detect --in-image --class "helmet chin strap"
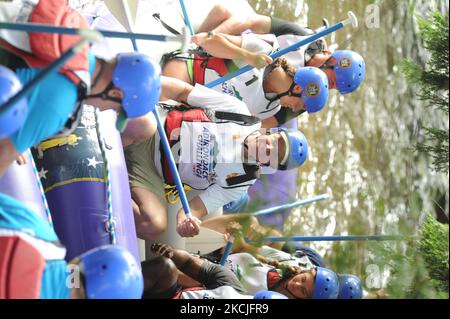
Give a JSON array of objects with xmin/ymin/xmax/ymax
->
[
  {"xmin": 86, "ymin": 81, "xmax": 122, "ymax": 104},
  {"xmin": 276, "ymin": 81, "xmax": 303, "ymax": 100},
  {"xmin": 87, "ymin": 58, "xmax": 122, "ymax": 104}
]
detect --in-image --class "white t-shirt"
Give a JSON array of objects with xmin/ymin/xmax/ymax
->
[
  {"xmin": 180, "ymin": 285, "xmax": 253, "ymax": 299},
  {"xmin": 153, "ymin": 84, "xmax": 261, "ymax": 214},
  {"xmin": 224, "ymin": 247, "xmax": 315, "ymax": 295},
  {"xmin": 276, "ymin": 34, "xmax": 326, "ymax": 69},
  {"xmin": 203, "ymin": 33, "xmax": 282, "ymax": 120}
]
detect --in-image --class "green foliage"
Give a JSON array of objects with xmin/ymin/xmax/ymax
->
[
  {"xmin": 401, "ymin": 12, "xmax": 449, "ymax": 173},
  {"xmin": 419, "ymin": 214, "xmax": 449, "ymax": 292}
]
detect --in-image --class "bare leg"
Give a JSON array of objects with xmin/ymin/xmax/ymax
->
[
  {"xmin": 0, "ymin": 138, "xmax": 19, "ymax": 177},
  {"xmin": 131, "ymin": 187, "xmax": 168, "ymax": 240},
  {"xmin": 121, "ymin": 114, "xmax": 157, "ymax": 147},
  {"xmin": 161, "ymin": 60, "xmax": 192, "ymax": 85},
  {"xmin": 197, "ymin": 4, "xmax": 271, "ymax": 35}
]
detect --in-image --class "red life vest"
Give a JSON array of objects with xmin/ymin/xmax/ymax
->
[
  {"xmin": 0, "ymin": 0, "xmax": 90, "ymax": 86},
  {"xmin": 192, "ymin": 54, "xmax": 231, "ymax": 86},
  {"xmin": 162, "ymin": 107, "xmax": 212, "ymax": 185},
  {"xmin": 0, "ymin": 235, "xmax": 46, "ymax": 299}
]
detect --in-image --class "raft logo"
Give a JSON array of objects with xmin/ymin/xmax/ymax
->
[
  {"xmin": 192, "ymin": 127, "xmax": 216, "ymax": 180},
  {"xmin": 339, "ymin": 57, "xmax": 352, "ymax": 69},
  {"xmin": 306, "ymin": 83, "xmax": 320, "ymax": 97}
]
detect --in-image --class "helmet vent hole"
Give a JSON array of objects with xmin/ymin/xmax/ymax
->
[
  {"xmin": 326, "ymin": 278, "xmax": 330, "ymax": 281},
  {"xmin": 325, "ymin": 288, "xmax": 328, "ymax": 291},
  {"xmin": 102, "ymin": 264, "xmax": 108, "ymax": 270}
]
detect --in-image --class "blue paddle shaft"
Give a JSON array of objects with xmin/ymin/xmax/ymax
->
[
  {"xmin": 0, "ymin": 22, "xmax": 178, "ymax": 42},
  {"xmin": 220, "ymin": 240, "xmax": 234, "ymax": 266},
  {"xmin": 179, "ymin": 0, "xmax": 195, "ymax": 36},
  {"xmin": 205, "ymin": 21, "xmax": 345, "ymax": 88},
  {"xmin": 261, "ymin": 235, "xmax": 407, "ymax": 242},
  {"xmin": 153, "ymin": 110, "xmax": 192, "ymax": 217},
  {"xmin": 127, "ymin": 29, "xmax": 192, "ymax": 218},
  {"xmin": 252, "ymin": 194, "xmax": 329, "ymax": 216}
]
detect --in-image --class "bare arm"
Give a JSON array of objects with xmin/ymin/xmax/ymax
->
[
  {"xmin": 151, "ymin": 243, "xmax": 205, "ymax": 281},
  {"xmin": 176, "ymin": 196, "xmax": 207, "ymax": 237},
  {"xmin": 160, "ymin": 75, "xmax": 193, "ymax": 102},
  {"xmin": 192, "ymin": 33, "xmax": 272, "ymax": 68},
  {"xmin": 120, "ymin": 114, "xmax": 157, "ymax": 147}
]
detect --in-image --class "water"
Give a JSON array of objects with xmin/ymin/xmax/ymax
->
[{"xmin": 249, "ymin": 0, "xmax": 449, "ymax": 276}]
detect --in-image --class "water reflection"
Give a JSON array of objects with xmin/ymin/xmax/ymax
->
[{"xmin": 250, "ymin": 0, "xmax": 449, "ymax": 274}]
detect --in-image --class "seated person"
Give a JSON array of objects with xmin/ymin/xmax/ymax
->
[
  {"xmin": 0, "ymin": 193, "xmax": 143, "ymax": 299},
  {"xmin": 121, "ymin": 77, "xmax": 309, "ymax": 240}
]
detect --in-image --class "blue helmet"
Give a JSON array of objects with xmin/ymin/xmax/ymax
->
[
  {"xmin": 0, "ymin": 65, "xmax": 28, "ymax": 139},
  {"xmin": 223, "ymin": 193, "xmax": 249, "ymax": 214},
  {"xmin": 294, "ymin": 67, "xmax": 329, "ymax": 113},
  {"xmin": 113, "ymin": 52, "xmax": 161, "ymax": 132},
  {"xmin": 254, "ymin": 290, "xmax": 288, "ymax": 299},
  {"xmin": 80, "ymin": 245, "xmax": 144, "ymax": 299},
  {"xmin": 312, "ymin": 267, "xmax": 339, "ymax": 299},
  {"xmin": 338, "ymin": 274, "xmax": 363, "ymax": 299},
  {"xmin": 278, "ymin": 129, "xmax": 309, "ymax": 170},
  {"xmin": 331, "ymin": 50, "xmax": 366, "ymax": 94}
]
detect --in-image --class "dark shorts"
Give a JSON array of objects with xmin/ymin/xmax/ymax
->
[{"xmin": 270, "ymin": 17, "xmax": 313, "ymax": 37}]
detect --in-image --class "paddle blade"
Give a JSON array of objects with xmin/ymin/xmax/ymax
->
[
  {"xmin": 104, "ymin": 0, "xmax": 139, "ymax": 32},
  {"xmin": 185, "ymin": 227, "xmax": 228, "ymax": 255}
]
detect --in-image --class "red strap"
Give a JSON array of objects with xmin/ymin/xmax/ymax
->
[
  {"xmin": 267, "ymin": 269, "xmax": 282, "ymax": 290},
  {"xmin": 174, "ymin": 286, "xmax": 205, "ymax": 299},
  {"xmin": 192, "ymin": 54, "xmax": 229, "ymax": 85},
  {"xmin": 0, "ymin": 236, "xmax": 46, "ymax": 299},
  {"xmin": 161, "ymin": 109, "xmax": 211, "ymax": 184}
]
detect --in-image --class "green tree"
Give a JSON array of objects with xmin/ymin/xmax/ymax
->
[{"xmin": 401, "ymin": 12, "xmax": 449, "ymax": 173}]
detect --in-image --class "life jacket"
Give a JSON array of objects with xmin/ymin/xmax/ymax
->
[
  {"xmin": 0, "ymin": 0, "xmax": 91, "ymax": 136},
  {"xmin": 192, "ymin": 54, "xmax": 232, "ymax": 86},
  {"xmin": 0, "ymin": 235, "xmax": 46, "ymax": 299},
  {"xmin": 0, "ymin": 0, "xmax": 90, "ymax": 87},
  {"xmin": 160, "ymin": 104, "xmax": 261, "ymax": 189}
]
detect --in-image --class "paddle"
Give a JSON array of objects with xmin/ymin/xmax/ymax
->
[
  {"xmin": 0, "ymin": 21, "xmax": 187, "ymax": 44},
  {"xmin": 0, "ymin": 29, "xmax": 101, "ymax": 117},
  {"xmin": 205, "ymin": 11, "xmax": 358, "ymax": 88},
  {"xmin": 178, "ymin": 0, "xmax": 195, "ymax": 36},
  {"xmin": 251, "ymin": 194, "xmax": 329, "ymax": 216},
  {"xmin": 186, "ymin": 194, "xmax": 330, "ymax": 254},
  {"xmin": 185, "ymin": 227, "xmax": 228, "ymax": 255},
  {"xmin": 259, "ymin": 235, "xmax": 410, "ymax": 242},
  {"xmin": 105, "ymin": 0, "xmax": 192, "ymax": 218}
]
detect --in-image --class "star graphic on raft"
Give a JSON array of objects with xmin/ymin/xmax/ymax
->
[
  {"xmin": 38, "ymin": 167, "xmax": 48, "ymax": 180},
  {"xmin": 86, "ymin": 156, "xmax": 103, "ymax": 169}
]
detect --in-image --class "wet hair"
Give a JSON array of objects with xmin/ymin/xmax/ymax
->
[
  {"xmin": 271, "ymin": 57, "xmax": 296, "ymax": 79},
  {"xmin": 255, "ymin": 254, "xmax": 315, "ymax": 280}
]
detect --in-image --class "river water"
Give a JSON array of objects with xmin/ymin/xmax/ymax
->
[{"xmin": 247, "ymin": 0, "xmax": 449, "ymax": 276}]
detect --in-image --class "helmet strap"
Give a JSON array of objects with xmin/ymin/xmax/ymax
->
[
  {"xmin": 86, "ymin": 81, "xmax": 122, "ymax": 104},
  {"xmin": 276, "ymin": 81, "xmax": 303, "ymax": 100},
  {"xmin": 91, "ymin": 59, "xmax": 107, "ymax": 88},
  {"xmin": 319, "ymin": 57, "xmax": 335, "ymax": 70}
]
